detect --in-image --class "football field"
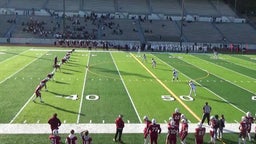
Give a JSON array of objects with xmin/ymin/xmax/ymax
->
[{"xmin": 0, "ymin": 46, "xmax": 256, "ymax": 142}]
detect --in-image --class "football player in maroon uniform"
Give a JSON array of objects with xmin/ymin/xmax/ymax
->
[
  {"xmin": 179, "ymin": 119, "xmax": 188, "ymax": 144},
  {"xmin": 65, "ymin": 129, "xmax": 77, "ymax": 144},
  {"xmin": 166, "ymin": 120, "xmax": 178, "ymax": 144},
  {"xmin": 239, "ymin": 116, "xmax": 247, "ymax": 144},
  {"xmin": 172, "ymin": 108, "xmax": 182, "ymax": 131},
  {"xmin": 245, "ymin": 112, "xmax": 254, "ymax": 141},
  {"xmin": 49, "ymin": 129, "xmax": 61, "ymax": 144},
  {"xmin": 143, "ymin": 116, "xmax": 151, "ymax": 144},
  {"xmin": 148, "ymin": 119, "xmax": 161, "ymax": 144},
  {"xmin": 32, "ymin": 84, "xmax": 43, "ymax": 103},
  {"xmin": 81, "ymin": 130, "xmax": 92, "ymax": 144},
  {"xmin": 195, "ymin": 123, "xmax": 206, "ymax": 144}
]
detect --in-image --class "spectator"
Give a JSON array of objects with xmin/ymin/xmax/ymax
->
[
  {"xmin": 49, "ymin": 129, "xmax": 61, "ymax": 144},
  {"xmin": 80, "ymin": 130, "xmax": 92, "ymax": 144},
  {"xmin": 113, "ymin": 114, "xmax": 124, "ymax": 143},
  {"xmin": 65, "ymin": 129, "xmax": 77, "ymax": 144},
  {"xmin": 48, "ymin": 113, "xmax": 62, "ymax": 133},
  {"xmin": 201, "ymin": 102, "xmax": 211, "ymax": 125}
]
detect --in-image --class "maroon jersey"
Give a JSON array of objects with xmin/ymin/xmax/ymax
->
[
  {"xmin": 49, "ymin": 134, "xmax": 61, "ymax": 144},
  {"xmin": 81, "ymin": 135, "xmax": 92, "ymax": 144},
  {"xmin": 48, "ymin": 116, "xmax": 61, "ymax": 131},
  {"xmin": 144, "ymin": 120, "xmax": 151, "ymax": 138},
  {"xmin": 115, "ymin": 117, "xmax": 124, "ymax": 129},
  {"xmin": 172, "ymin": 112, "xmax": 181, "ymax": 127},
  {"xmin": 34, "ymin": 85, "xmax": 42, "ymax": 97},
  {"xmin": 148, "ymin": 123, "xmax": 161, "ymax": 144},
  {"xmin": 210, "ymin": 118, "xmax": 217, "ymax": 137},
  {"xmin": 195, "ymin": 127, "xmax": 205, "ymax": 144},
  {"xmin": 179, "ymin": 122, "xmax": 188, "ymax": 141},
  {"xmin": 239, "ymin": 121, "xmax": 247, "ymax": 138},
  {"xmin": 246, "ymin": 116, "xmax": 254, "ymax": 132},
  {"xmin": 66, "ymin": 135, "xmax": 77, "ymax": 144},
  {"xmin": 167, "ymin": 125, "xmax": 178, "ymax": 144}
]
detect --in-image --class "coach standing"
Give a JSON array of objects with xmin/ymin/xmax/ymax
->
[
  {"xmin": 113, "ymin": 114, "xmax": 124, "ymax": 143},
  {"xmin": 201, "ymin": 102, "xmax": 211, "ymax": 125},
  {"xmin": 48, "ymin": 113, "xmax": 62, "ymax": 133}
]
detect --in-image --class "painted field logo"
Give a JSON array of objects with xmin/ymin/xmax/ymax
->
[
  {"xmin": 85, "ymin": 94, "xmax": 100, "ymax": 101},
  {"xmin": 179, "ymin": 95, "xmax": 194, "ymax": 101},
  {"xmin": 56, "ymin": 94, "xmax": 78, "ymax": 100},
  {"xmin": 161, "ymin": 95, "xmax": 175, "ymax": 101}
]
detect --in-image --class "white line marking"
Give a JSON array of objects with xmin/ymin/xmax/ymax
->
[
  {"xmin": 0, "ymin": 49, "xmax": 29, "ymax": 65},
  {"xmin": 110, "ymin": 52, "xmax": 142, "ymax": 123},
  {"xmin": 0, "ymin": 53, "xmax": 44, "ymax": 84},
  {"xmin": 176, "ymin": 57, "xmax": 247, "ymax": 114},
  {"xmin": 77, "ymin": 52, "xmax": 90, "ymax": 123}
]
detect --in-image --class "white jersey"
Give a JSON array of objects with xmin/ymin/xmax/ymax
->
[{"xmin": 189, "ymin": 81, "xmax": 196, "ymax": 89}]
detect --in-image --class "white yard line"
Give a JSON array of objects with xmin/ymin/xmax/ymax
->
[
  {"xmin": 110, "ymin": 52, "xmax": 142, "ymax": 123},
  {"xmin": 9, "ymin": 53, "xmax": 46, "ymax": 123},
  {"xmin": 188, "ymin": 55, "xmax": 255, "ymax": 94},
  {"xmin": 0, "ymin": 49, "xmax": 29, "ymax": 65},
  {"xmin": 158, "ymin": 56, "xmax": 246, "ymax": 115},
  {"xmin": 0, "ymin": 53, "xmax": 44, "ymax": 85},
  {"xmin": 77, "ymin": 52, "xmax": 90, "ymax": 123}
]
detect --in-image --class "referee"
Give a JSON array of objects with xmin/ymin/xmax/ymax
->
[{"xmin": 201, "ymin": 102, "xmax": 211, "ymax": 125}]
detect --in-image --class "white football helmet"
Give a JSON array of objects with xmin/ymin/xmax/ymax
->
[
  {"xmin": 241, "ymin": 116, "xmax": 246, "ymax": 121},
  {"xmin": 210, "ymin": 116, "xmax": 215, "ymax": 120},
  {"xmin": 198, "ymin": 123, "xmax": 202, "ymax": 128},
  {"xmin": 152, "ymin": 119, "xmax": 156, "ymax": 124},
  {"xmin": 169, "ymin": 117, "xmax": 173, "ymax": 121},
  {"xmin": 175, "ymin": 108, "xmax": 179, "ymax": 113},
  {"xmin": 246, "ymin": 112, "xmax": 251, "ymax": 117},
  {"xmin": 143, "ymin": 116, "xmax": 148, "ymax": 121},
  {"xmin": 181, "ymin": 114, "xmax": 185, "ymax": 119},
  {"xmin": 181, "ymin": 118, "xmax": 187, "ymax": 123}
]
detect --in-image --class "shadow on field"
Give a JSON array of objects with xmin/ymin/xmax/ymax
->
[
  {"xmin": 47, "ymin": 90, "xmax": 70, "ymax": 97},
  {"xmin": 62, "ymin": 71, "xmax": 73, "ymax": 75},
  {"xmin": 40, "ymin": 102, "xmax": 85, "ymax": 116},
  {"xmin": 61, "ymin": 67, "xmax": 82, "ymax": 73},
  {"xmin": 55, "ymin": 80, "xmax": 69, "ymax": 85}
]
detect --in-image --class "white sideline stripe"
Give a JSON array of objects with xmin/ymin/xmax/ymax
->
[
  {"xmin": 0, "ymin": 123, "xmax": 247, "ymax": 134},
  {"xmin": 77, "ymin": 52, "xmax": 90, "ymax": 123},
  {"xmin": 0, "ymin": 53, "xmax": 44, "ymax": 84},
  {"xmin": 110, "ymin": 52, "xmax": 142, "ymax": 123},
  {"xmin": 8, "ymin": 52, "xmax": 45, "ymax": 123},
  {"xmin": 0, "ymin": 49, "xmax": 29, "ymax": 65}
]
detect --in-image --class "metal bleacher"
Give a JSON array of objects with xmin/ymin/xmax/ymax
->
[
  {"xmin": 116, "ymin": 0, "xmax": 149, "ymax": 14},
  {"xmin": 84, "ymin": 0, "xmax": 115, "ymax": 13},
  {"xmin": 150, "ymin": 0, "xmax": 181, "ymax": 15},
  {"xmin": 7, "ymin": 0, "xmax": 46, "ymax": 10},
  {"xmin": 184, "ymin": 0, "xmax": 218, "ymax": 16},
  {"xmin": 46, "ymin": 0, "xmax": 80, "ymax": 12}
]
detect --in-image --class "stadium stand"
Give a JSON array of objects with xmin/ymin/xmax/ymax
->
[
  {"xmin": 182, "ymin": 21, "xmax": 223, "ymax": 43},
  {"xmin": 7, "ymin": 0, "xmax": 46, "ymax": 10},
  {"xmin": 46, "ymin": 0, "xmax": 80, "ymax": 12},
  {"xmin": 215, "ymin": 23, "xmax": 256, "ymax": 44},
  {"xmin": 0, "ymin": 0, "xmax": 256, "ymax": 49},
  {"xmin": 184, "ymin": 0, "xmax": 218, "ymax": 16},
  {"xmin": 150, "ymin": 0, "xmax": 181, "ymax": 15},
  {"xmin": 116, "ymin": 0, "xmax": 149, "ymax": 14},
  {"xmin": 83, "ymin": 0, "xmax": 115, "ymax": 13}
]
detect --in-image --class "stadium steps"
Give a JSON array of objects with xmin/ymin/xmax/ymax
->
[
  {"xmin": 0, "ymin": 123, "xmax": 244, "ymax": 134},
  {"xmin": 211, "ymin": 22, "xmax": 229, "ymax": 43}
]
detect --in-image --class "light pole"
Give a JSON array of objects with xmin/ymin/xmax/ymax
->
[
  {"xmin": 63, "ymin": 0, "xmax": 66, "ymax": 39},
  {"xmin": 180, "ymin": 0, "xmax": 185, "ymax": 51}
]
